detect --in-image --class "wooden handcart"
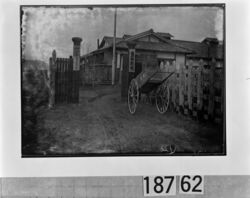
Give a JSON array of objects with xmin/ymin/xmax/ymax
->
[{"xmin": 128, "ymin": 66, "xmax": 175, "ymax": 114}]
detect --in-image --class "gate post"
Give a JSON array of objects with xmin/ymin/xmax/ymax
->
[
  {"xmin": 48, "ymin": 50, "xmax": 56, "ymax": 108},
  {"xmin": 72, "ymin": 37, "xmax": 82, "ymax": 103},
  {"xmin": 72, "ymin": 37, "xmax": 82, "ymax": 71},
  {"xmin": 121, "ymin": 41, "xmax": 136, "ymax": 99}
]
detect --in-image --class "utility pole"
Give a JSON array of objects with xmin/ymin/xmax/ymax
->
[{"xmin": 112, "ymin": 8, "xmax": 117, "ymax": 85}]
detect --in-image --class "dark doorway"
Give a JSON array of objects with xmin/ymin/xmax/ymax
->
[{"xmin": 135, "ymin": 61, "xmax": 142, "ymax": 77}]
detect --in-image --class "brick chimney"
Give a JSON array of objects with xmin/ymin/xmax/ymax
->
[
  {"xmin": 72, "ymin": 37, "xmax": 82, "ymax": 70},
  {"xmin": 202, "ymin": 37, "xmax": 219, "ymax": 59}
]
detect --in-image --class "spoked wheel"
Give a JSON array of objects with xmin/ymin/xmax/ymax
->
[
  {"xmin": 156, "ymin": 85, "xmax": 170, "ymax": 114},
  {"xmin": 128, "ymin": 80, "xmax": 139, "ymax": 114}
]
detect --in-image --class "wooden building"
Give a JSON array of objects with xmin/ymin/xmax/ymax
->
[
  {"xmin": 81, "ymin": 29, "xmax": 191, "ymax": 85},
  {"xmin": 80, "ymin": 29, "xmax": 224, "ymax": 123},
  {"xmin": 80, "ymin": 29, "xmax": 223, "ymax": 86}
]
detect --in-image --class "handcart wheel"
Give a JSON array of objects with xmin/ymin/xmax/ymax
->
[
  {"xmin": 164, "ymin": 86, "xmax": 170, "ymax": 110},
  {"xmin": 128, "ymin": 80, "xmax": 139, "ymax": 114},
  {"xmin": 156, "ymin": 86, "xmax": 170, "ymax": 114}
]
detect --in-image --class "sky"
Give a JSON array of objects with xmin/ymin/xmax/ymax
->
[{"xmin": 21, "ymin": 6, "xmax": 224, "ymax": 64}]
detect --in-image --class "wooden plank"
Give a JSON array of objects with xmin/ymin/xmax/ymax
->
[
  {"xmin": 59, "ymin": 58, "xmax": 63, "ymax": 103},
  {"xmin": 181, "ymin": 64, "xmax": 185, "ymax": 109},
  {"xmin": 70, "ymin": 57, "xmax": 73, "ymax": 103},
  {"xmin": 63, "ymin": 58, "xmax": 66, "ymax": 103},
  {"xmin": 72, "ymin": 71, "xmax": 76, "ymax": 103},
  {"xmin": 63, "ymin": 58, "xmax": 67, "ymax": 103},
  {"xmin": 61, "ymin": 59, "xmax": 64, "ymax": 103},
  {"xmin": 59, "ymin": 58, "xmax": 62, "ymax": 103},
  {"xmin": 57, "ymin": 58, "xmax": 59, "ymax": 103},
  {"xmin": 67, "ymin": 58, "xmax": 70, "ymax": 102},
  {"xmin": 197, "ymin": 60, "xmax": 203, "ymax": 111},
  {"xmin": 76, "ymin": 71, "xmax": 80, "ymax": 103},
  {"xmin": 66, "ymin": 58, "xmax": 70, "ymax": 103},
  {"xmin": 187, "ymin": 61, "xmax": 192, "ymax": 110},
  {"xmin": 55, "ymin": 59, "xmax": 58, "ymax": 104},
  {"xmin": 57, "ymin": 58, "xmax": 60, "ymax": 103},
  {"xmin": 60, "ymin": 60, "xmax": 62, "ymax": 102},
  {"xmin": 49, "ymin": 57, "xmax": 55, "ymax": 107},
  {"xmin": 208, "ymin": 59, "xmax": 216, "ymax": 118}
]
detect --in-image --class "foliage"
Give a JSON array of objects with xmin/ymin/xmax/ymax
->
[{"xmin": 22, "ymin": 59, "xmax": 49, "ymax": 153}]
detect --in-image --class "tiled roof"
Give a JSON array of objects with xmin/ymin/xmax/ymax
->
[
  {"xmin": 99, "ymin": 36, "xmax": 123, "ymax": 48},
  {"xmin": 97, "ymin": 30, "xmax": 192, "ymax": 54},
  {"xmin": 169, "ymin": 39, "xmax": 224, "ymax": 59},
  {"xmin": 122, "ymin": 34, "xmax": 132, "ymax": 39},
  {"xmin": 88, "ymin": 30, "xmax": 224, "ymax": 59},
  {"xmin": 124, "ymin": 29, "xmax": 154, "ymax": 41},
  {"xmin": 156, "ymin": 32, "xmax": 174, "ymax": 38},
  {"xmin": 115, "ymin": 40, "xmax": 192, "ymax": 53},
  {"xmin": 169, "ymin": 40, "xmax": 208, "ymax": 58}
]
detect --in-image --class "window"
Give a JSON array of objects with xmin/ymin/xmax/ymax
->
[{"xmin": 158, "ymin": 58, "xmax": 175, "ymax": 72}]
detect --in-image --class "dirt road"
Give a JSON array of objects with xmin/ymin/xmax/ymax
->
[{"xmin": 31, "ymin": 85, "xmax": 223, "ymax": 156}]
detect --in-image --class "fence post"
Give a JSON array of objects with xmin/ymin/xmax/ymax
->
[
  {"xmin": 183, "ymin": 62, "xmax": 190, "ymax": 115},
  {"xmin": 197, "ymin": 59, "xmax": 203, "ymax": 111},
  {"xmin": 72, "ymin": 37, "xmax": 82, "ymax": 103},
  {"xmin": 174, "ymin": 66, "xmax": 179, "ymax": 111},
  {"xmin": 179, "ymin": 63, "xmax": 184, "ymax": 113},
  {"xmin": 187, "ymin": 60, "xmax": 192, "ymax": 111},
  {"xmin": 190, "ymin": 64, "xmax": 199, "ymax": 118},
  {"xmin": 168, "ymin": 60, "xmax": 176, "ymax": 111},
  {"xmin": 208, "ymin": 58, "xmax": 216, "ymax": 120},
  {"xmin": 48, "ymin": 50, "xmax": 56, "ymax": 108}
]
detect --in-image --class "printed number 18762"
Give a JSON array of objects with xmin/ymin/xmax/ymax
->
[{"xmin": 143, "ymin": 175, "xmax": 204, "ymax": 196}]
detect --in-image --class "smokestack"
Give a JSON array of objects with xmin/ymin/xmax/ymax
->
[
  {"xmin": 72, "ymin": 37, "xmax": 82, "ymax": 71},
  {"xmin": 97, "ymin": 39, "xmax": 100, "ymax": 49}
]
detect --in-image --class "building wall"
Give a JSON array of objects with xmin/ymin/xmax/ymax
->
[
  {"xmin": 175, "ymin": 53, "xmax": 185, "ymax": 71},
  {"xmin": 104, "ymin": 50, "xmax": 113, "ymax": 65},
  {"xmin": 156, "ymin": 52, "xmax": 175, "ymax": 60}
]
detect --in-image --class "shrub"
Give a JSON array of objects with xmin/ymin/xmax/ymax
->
[{"xmin": 22, "ymin": 60, "xmax": 49, "ymax": 153}]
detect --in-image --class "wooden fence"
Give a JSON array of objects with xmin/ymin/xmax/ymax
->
[
  {"xmin": 81, "ymin": 63, "xmax": 112, "ymax": 86},
  {"xmin": 51, "ymin": 57, "xmax": 80, "ymax": 104},
  {"xmin": 167, "ymin": 59, "xmax": 224, "ymax": 124}
]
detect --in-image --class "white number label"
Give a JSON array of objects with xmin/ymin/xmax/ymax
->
[
  {"xmin": 143, "ymin": 176, "xmax": 176, "ymax": 196},
  {"xmin": 179, "ymin": 175, "xmax": 204, "ymax": 194}
]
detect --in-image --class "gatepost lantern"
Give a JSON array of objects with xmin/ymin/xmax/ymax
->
[
  {"xmin": 72, "ymin": 37, "xmax": 82, "ymax": 71},
  {"xmin": 48, "ymin": 49, "xmax": 57, "ymax": 108}
]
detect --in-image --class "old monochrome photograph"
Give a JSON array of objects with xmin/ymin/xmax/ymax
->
[{"xmin": 21, "ymin": 4, "xmax": 225, "ymax": 157}]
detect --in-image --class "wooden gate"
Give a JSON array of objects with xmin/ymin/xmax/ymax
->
[{"xmin": 54, "ymin": 57, "xmax": 80, "ymax": 104}]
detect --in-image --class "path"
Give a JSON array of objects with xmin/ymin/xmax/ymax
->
[{"xmin": 33, "ymin": 85, "xmax": 223, "ymax": 155}]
